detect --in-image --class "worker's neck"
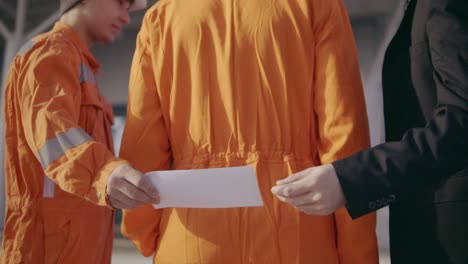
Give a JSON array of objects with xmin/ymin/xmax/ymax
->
[{"xmin": 59, "ymin": 11, "xmax": 95, "ymax": 48}]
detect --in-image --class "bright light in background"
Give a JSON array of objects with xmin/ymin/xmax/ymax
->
[{"xmin": 111, "ymin": 116, "xmax": 126, "ymax": 156}]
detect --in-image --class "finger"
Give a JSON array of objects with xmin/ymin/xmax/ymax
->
[
  {"xmin": 116, "ymin": 179, "xmax": 157, "ymax": 204},
  {"xmin": 139, "ymin": 175, "xmax": 160, "ymax": 199},
  {"xmin": 276, "ymin": 172, "xmax": 305, "ymax": 185},
  {"xmin": 126, "ymin": 171, "xmax": 160, "ymax": 199},
  {"xmin": 108, "ymin": 198, "xmax": 125, "ymax": 210},
  {"xmin": 276, "ymin": 193, "xmax": 317, "ymax": 207},
  {"xmin": 292, "ymin": 192, "xmax": 323, "ymax": 207},
  {"xmin": 271, "ymin": 180, "xmax": 312, "ymax": 198},
  {"xmin": 108, "ymin": 190, "xmax": 140, "ymax": 209}
]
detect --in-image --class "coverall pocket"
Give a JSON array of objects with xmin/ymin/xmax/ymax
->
[
  {"xmin": 43, "ymin": 215, "xmax": 72, "ymax": 264},
  {"xmin": 79, "ymin": 89, "xmax": 105, "ymax": 136},
  {"xmin": 80, "ymin": 88, "xmax": 105, "ymax": 111}
]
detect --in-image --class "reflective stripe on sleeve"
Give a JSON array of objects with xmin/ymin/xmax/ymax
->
[
  {"xmin": 79, "ymin": 63, "xmax": 97, "ymax": 86},
  {"xmin": 38, "ymin": 127, "xmax": 93, "ymax": 169},
  {"xmin": 42, "ymin": 175, "xmax": 55, "ymax": 198}
]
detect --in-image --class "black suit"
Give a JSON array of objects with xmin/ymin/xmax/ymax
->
[{"xmin": 333, "ymin": 0, "xmax": 468, "ymax": 263}]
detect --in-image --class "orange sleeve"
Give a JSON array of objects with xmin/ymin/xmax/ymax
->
[
  {"xmin": 312, "ymin": 0, "xmax": 378, "ymax": 263},
  {"xmin": 19, "ymin": 40, "xmax": 124, "ymax": 206},
  {"xmin": 119, "ymin": 11, "xmax": 171, "ymax": 257}
]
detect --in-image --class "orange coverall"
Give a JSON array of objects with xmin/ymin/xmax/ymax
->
[
  {"xmin": 1, "ymin": 22, "xmax": 125, "ymax": 263},
  {"xmin": 121, "ymin": 0, "xmax": 378, "ymax": 263}
]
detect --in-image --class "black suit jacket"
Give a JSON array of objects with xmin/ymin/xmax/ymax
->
[{"xmin": 333, "ymin": 0, "xmax": 468, "ymax": 263}]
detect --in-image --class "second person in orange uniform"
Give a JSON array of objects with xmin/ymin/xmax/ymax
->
[{"xmin": 121, "ymin": 0, "xmax": 378, "ymax": 263}]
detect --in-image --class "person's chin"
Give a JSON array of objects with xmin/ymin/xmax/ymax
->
[{"xmin": 98, "ymin": 34, "xmax": 116, "ymax": 44}]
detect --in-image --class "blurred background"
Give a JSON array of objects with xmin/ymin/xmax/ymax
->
[{"xmin": 0, "ymin": 0, "xmax": 406, "ymax": 263}]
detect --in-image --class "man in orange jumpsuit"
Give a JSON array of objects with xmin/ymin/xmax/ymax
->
[
  {"xmin": 1, "ymin": 0, "xmax": 159, "ymax": 263},
  {"xmin": 120, "ymin": 0, "xmax": 378, "ymax": 263}
]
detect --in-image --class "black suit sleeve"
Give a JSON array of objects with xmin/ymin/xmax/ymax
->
[{"xmin": 333, "ymin": 0, "xmax": 468, "ymax": 219}]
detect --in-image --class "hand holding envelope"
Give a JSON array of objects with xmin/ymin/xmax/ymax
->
[{"xmin": 145, "ymin": 166, "xmax": 264, "ymax": 209}]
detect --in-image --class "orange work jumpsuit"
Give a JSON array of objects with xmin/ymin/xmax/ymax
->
[
  {"xmin": 121, "ymin": 0, "xmax": 378, "ymax": 263},
  {"xmin": 1, "ymin": 22, "xmax": 125, "ymax": 263}
]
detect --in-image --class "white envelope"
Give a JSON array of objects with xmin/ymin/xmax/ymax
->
[{"xmin": 145, "ymin": 166, "xmax": 264, "ymax": 209}]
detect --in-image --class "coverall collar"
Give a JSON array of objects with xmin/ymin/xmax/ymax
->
[{"xmin": 52, "ymin": 21, "xmax": 101, "ymax": 71}]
